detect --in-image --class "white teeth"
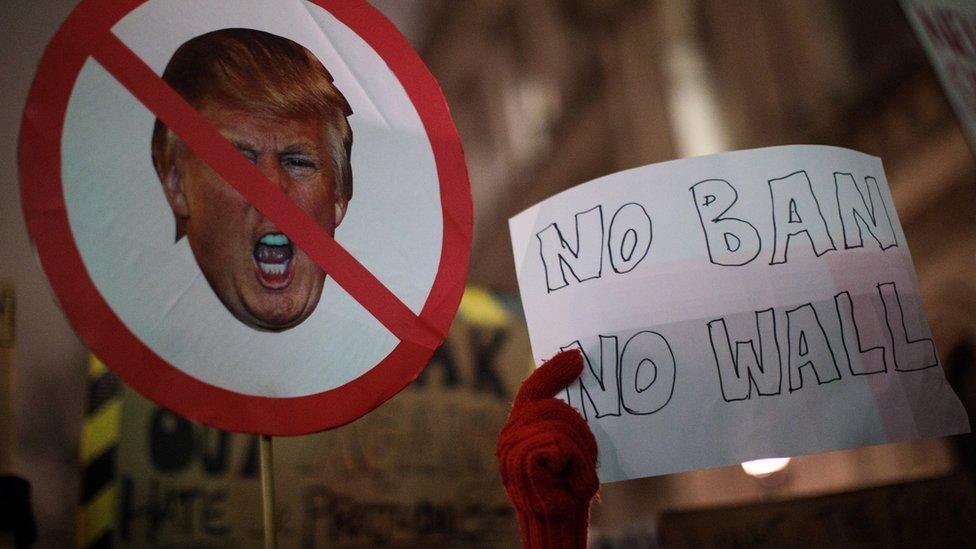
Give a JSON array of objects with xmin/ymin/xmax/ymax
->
[
  {"xmin": 259, "ymin": 262, "xmax": 287, "ymax": 275},
  {"xmin": 260, "ymin": 234, "xmax": 290, "ymax": 246}
]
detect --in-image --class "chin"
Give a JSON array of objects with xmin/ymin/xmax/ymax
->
[
  {"xmin": 236, "ymin": 306, "xmax": 310, "ymax": 332},
  {"xmin": 237, "ymin": 288, "xmax": 322, "ymax": 332},
  {"xmin": 246, "ymin": 315, "xmax": 303, "ymax": 332}
]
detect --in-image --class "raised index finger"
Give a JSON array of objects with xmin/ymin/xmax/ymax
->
[{"xmin": 513, "ymin": 348, "xmax": 584, "ymax": 409}]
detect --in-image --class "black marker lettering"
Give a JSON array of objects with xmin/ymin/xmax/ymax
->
[
  {"xmin": 618, "ymin": 331, "xmax": 676, "ymax": 415},
  {"xmin": 707, "ymin": 308, "xmax": 782, "ymax": 401},
  {"xmin": 607, "ymin": 202, "xmax": 652, "ymax": 274},
  {"xmin": 769, "ymin": 171, "xmax": 837, "ymax": 264},
  {"xmin": 786, "ymin": 303, "xmax": 843, "ymax": 391},
  {"xmin": 834, "ymin": 172, "xmax": 898, "ymax": 250},
  {"xmin": 536, "ymin": 206, "xmax": 604, "ymax": 292},
  {"xmin": 878, "ymin": 282, "xmax": 939, "ymax": 371},
  {"xmin": 834, "ymin": 291, "xmax": 888, "ymax": 375},
  {"xmin": 562, "ymin": 337, "xmax": 622, "ymax": 419},
  {"xmin": 690, "ymin": 179, "xmax": 761, "ymax": 266}
]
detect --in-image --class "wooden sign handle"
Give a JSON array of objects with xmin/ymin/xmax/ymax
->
[{"xmin": 260, "ymin": 435, "xmax": 277, "ymax": 549}]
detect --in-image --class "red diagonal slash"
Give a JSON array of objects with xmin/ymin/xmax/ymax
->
[{"xmin": 90, "ymin": 32, "xmax": 443, "ymax": 350}]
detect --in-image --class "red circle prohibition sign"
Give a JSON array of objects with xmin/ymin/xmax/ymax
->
[{"xmin": 19, "ymin": 0, "xmax": 472, "ymax": 435}]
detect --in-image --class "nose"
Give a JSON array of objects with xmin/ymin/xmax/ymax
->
[{"xmin": 257, "ymin": 156, "xmax": 290, "ymax": 193}]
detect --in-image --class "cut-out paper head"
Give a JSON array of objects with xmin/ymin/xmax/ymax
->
[{"xmin": 151, "ymin": 28, "xmax": 353, "ymax": 332}]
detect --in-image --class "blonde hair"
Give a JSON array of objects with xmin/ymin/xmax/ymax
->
[{"xmin": 151, "ymin": 28, "xmax": 353, "ymax": 202}]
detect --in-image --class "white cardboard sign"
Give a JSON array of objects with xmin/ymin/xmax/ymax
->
[{"xmin": 509, "ymin": 145, "xmax": 969, "ymax": 482}]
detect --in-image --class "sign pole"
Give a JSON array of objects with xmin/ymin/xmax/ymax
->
[{"xmin": 260, "ymin": 435, "xmax": 277, "ymax": 549}]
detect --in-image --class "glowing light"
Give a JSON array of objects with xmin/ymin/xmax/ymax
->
[
  {"xmin": 741, "ymin": 457, "xmax": 791, "ymax": 478},
  {"xmin": 661, "ymin": 0, "xmax": 730, "ymax": 157}
]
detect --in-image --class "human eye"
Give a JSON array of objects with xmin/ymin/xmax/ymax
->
[
  {"xmin": 237, "ymin": 147, "xmax": 258, "ymax": 164},
  {"xmin": 280, "ymin": 154, "xmax": 320, "ymax": 179}
]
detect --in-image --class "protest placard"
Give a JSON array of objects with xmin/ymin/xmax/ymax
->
[
  {"xmin": 19, "ymin": 0, "xmax": 471, "ymax": 435},
  {"xmin": 509, "ymin": 145, "xmax": 970, "ymax": 482},
  {"xmin": 902, "ymin": 0, "xmax": 976, "ymax": 151}
]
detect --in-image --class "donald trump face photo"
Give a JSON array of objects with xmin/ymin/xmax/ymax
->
[{"xmin": 151, "ymin": 28, "xmax": 353, "ymax": 332}]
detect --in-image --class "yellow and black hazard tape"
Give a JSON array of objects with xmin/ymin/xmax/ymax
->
[
  {"xmin": 76, "ymin": 355, "xmax": 121, "ymax": 549},
  {"xmin": 457, "ymin": 286, "xmax": 512, "ymax": 328}
]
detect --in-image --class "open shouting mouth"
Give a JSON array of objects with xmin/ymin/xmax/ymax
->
[{"xmin": 253, "ymin": 233, "xmax": 294, "ymax": 289}]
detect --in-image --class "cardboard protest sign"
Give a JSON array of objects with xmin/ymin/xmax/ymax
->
[
  {"xmin": 97, "ymin": 288, "xmax": 530, "ymax": 547},
  {"xmin": 901, "ymin": 0, "xmax": 976, "ymax": 152},
  {"xmin": 509, "ymin": 145, "xmax": 970, "ymax": 482},
  {"xmin": 19, "ymin": 0, "xmax": 471, "ymax": 434}
]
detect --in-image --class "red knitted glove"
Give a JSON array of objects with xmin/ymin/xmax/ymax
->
[{"xmin": 497, "ymin": 349, "xmax": 599, "ymax": 549}]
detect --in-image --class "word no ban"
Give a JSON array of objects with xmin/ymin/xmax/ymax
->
[{"xmin": 535, "ymin": 170, "xmax": 897, "ymax": 292}]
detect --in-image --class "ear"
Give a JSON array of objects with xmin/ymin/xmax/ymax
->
[
  {"xmin": 334, "ymin": 196, "xmax": 348, "ymax": 228},
  {"xmin": 157, "ymin": 160, "xmax": 188, "ymax": 219}
]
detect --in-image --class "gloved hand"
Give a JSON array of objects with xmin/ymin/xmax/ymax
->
[{"xmin": 497, "ymin": 349, "xmax": 599, "ymax": 549}]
